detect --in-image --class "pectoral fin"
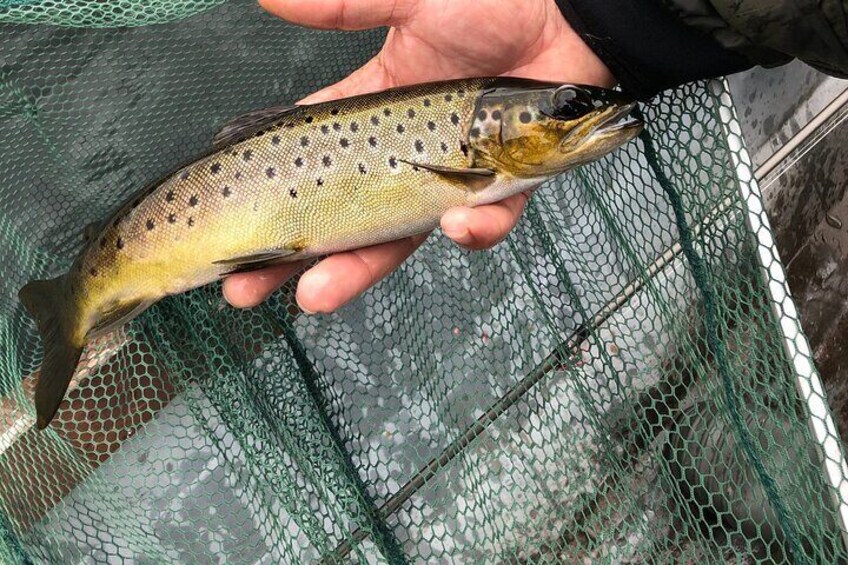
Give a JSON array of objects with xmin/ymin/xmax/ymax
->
[
  {"xmin": 398, "ymin": 160, "xmax": 496, "ymax": 191},
  {"xmin": 213, "ymin": 105, "xmax": 300, "ymax": 148}
]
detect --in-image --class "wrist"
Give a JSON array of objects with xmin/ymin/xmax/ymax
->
[
  {"xmin": 545, "ymin": 0, "xmax": 617, "ymax": 88},
  {"xmin": 510, "ymin": 0, "xmax": 617, "ymax": 89},
  {"xmin": 554, "ymin": 0, "xmax": 753, "ymax": 100}
]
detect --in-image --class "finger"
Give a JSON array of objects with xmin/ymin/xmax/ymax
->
[
  {"xmin": 296, "ymin": 233, "xmax": 428, "ymax": 313},
  {"xmin": 259, "ymin": 0, "xmax": 417, "ymax": 31},
  {"xmin": 440, "ymin": 192, "xmax": 530, "ymax": 250},
  {"xmin": 222, "ymin": 262, "xmax": 304, "ymax": 308}
]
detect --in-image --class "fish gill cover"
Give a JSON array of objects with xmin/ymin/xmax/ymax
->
[{"xmin": 0, "ymin": 1, "xmax": 846, "ymax": 563}]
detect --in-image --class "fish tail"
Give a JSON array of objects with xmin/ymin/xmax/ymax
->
[{"xmin": 19, "ymin": 276, "xmax": 83, "ymax": 429}]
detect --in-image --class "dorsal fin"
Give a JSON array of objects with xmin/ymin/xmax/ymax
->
[
  {"xmin": 213, "ymin": 104, "xmax": 301, "ymax": 148},
  {"xmin": 82, "ymin": 220, "xmax": 104, "ymax": 242}
]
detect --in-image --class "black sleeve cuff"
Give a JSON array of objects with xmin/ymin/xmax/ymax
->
[{"xmin": 555, "ymin": 0, "xmax": 755, "ymax": 100}]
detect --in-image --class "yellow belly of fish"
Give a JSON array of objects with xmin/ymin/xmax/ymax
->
[{"xmin": 111, "ymin": 171, "xmax": 466, "ymax": 301}]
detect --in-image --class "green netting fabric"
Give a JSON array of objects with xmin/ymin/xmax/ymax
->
[
  {"xmin": 0, "ymin": 0, "xmax": 223, "ymax": 27},
  {"xmin": 1, "ymin": 1, "xmax": 847, "ymax": 563}
]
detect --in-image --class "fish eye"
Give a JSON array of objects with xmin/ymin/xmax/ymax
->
[{"xmin": 549, "ymin": 86, "xmax": 595, "ymax": 120}]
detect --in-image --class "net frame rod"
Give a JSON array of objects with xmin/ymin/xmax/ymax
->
[{"xmin": 713, "ymin": 77, "xmax": 848, "ymax": 553}]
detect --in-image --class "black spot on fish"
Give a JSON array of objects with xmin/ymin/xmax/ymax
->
[
  {"xmin": 519, "ymin": 111, "xmax": 532, "ymax": 124},
  {"xmin": 383, "ymin": 108, "xmax": 391, "ymax": 117},
  {"xmin": 284, "ymin": 122, "xmax": 295, "ymax": 129},
  {"xmin": 368, "ymin": 136, "xmax": 377, "ymax": 147},
  {"xmin": 168, "ymin": 214, "xmax": 176, "ymax": 224},
  {"xmin": 350, "ymin": 122, "xmax": 359, "ymax": 133},
  {"xmin": 272, "ymin": 135, "xmax": 281, "ymax": 145},
  {"xmin": 370, "ymin": 116, "xmax": 379, "ymax": 126},
  {"xmin": 210, "ymin": 163, "xmax": 221, "ymax": 175},
  {"xmin": 333, "ymin": 122, "xmax": 341, "ymax": 131},
  {"xmin": 305, "ymin": 116, "xmax": 314, "ymax": 124},
  {"xmin": 412, "ymin": 165, "xmax": 420, "ymax": 172},
  {"xmin": 180, "ymin": 170, "xmax": 190, "ymax": 181},
  {"xmin": 222, "ymin": 186, "xmax": 231, "ymax": 198},
  {"xmin": 457, "ymin": 89, "xmax": 465, "ymax": 97},
  {"xmin": 189, "ymin": 195, "xmax": 198, "ymax": 207},
  {"xmin": 243, "ymin": 150, "xmax": 253, "ymax": 161},
  {"xmin": 397, "ymin": 124, "xmax": 405, "ymax": 134},
  {"xmin": 267, "ymin": 167, "xmax": 276, "ymax": 178},
  {"xmin": 340, "ymin": 138, "xmax": 350, "ymax": 148},
  {"xmin": 234, "ymin": 172, "xmax": 242, "ymax": 180},
  {"xmin": 477, "ymin": 110, "xmax": 487, "ymax": 121},
  {"xmin": 187, "ymin": 217, "xmax": 194, "ymax": 227},
  {"xmin": 166, "ymin": 190, "xmax": 175, "ymax": 202},
  {"xmin": 469, "ymin": 127, "xmax": 481, "ymax": 138},
  {"xmin": 116, "ymin": 237, "xmax": 124, "ymax": 250},
  {"xmin": 414, "ymin": 140, "xmax": 424, "ymax": 153},
  {"xmin": 322, "ymin": 155, "xmax": 332, "ymax": 167},
  {"xmin": 427, "ymin": 121, "xmax": 436, "ymax": 131},
  {"xmin": 99, "ymin": 238, "xmax": 107, "ymax": 249},
  {"xmin": 423, "ymin": 99, "xmax": 431, "ymax": 107},
  {"xmin": 407, "ymin": 109, "xmax": 415, "ymax": 119},
  {"xmin": 441, "ymin": 141, "xmax": 448, "ymax": 153},
  {"xmin": 460, "ymin": 141, "xmax": 469, "ymax": 156},
  {"xmin": 146, "ymin": 219, "xmax": 155, "ymax": 230},
  {"xmin": 388, "ymin": 156, "xmax": 397, "ymax": 168},
  {"xmin": 89, "ymin": 268, "xmax": 97, "ymax": 277},
  {"xmin": 450, "ymin": 113, "xmax": 459, "ymax": 126},
  {"xmin": 445, "ymin": 94, "xmax": 453, "ymax": 102},
  {"xmin": 359, "ymin": 163, "xmax": 367, "ymax": 174},
  {"xmin": 294, "ymin": 157, "xmax": 304, "ymax": 168},
  {"xmin": 289, "ymin": 188, "xmax": 298, "ymax": 198},
  {"xmin": 330, "ymin": 108, "xmax": 339, "ymax": 116},
  {"xmin": 321, "ymin": 125, "xmax": 330, "ymax": 135},
  {"xmin": 300, "ymin": 136, "xmax": 309, "ymax": 147},
  {"xmin": 317, "ymin": 178, "xmax": 324, "ymax": 187},
  {"xmin": 492, "ymin": 110, "xmax": 502, "ymax": 120}
]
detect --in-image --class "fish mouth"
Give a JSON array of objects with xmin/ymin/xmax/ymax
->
[{"xmin": 595, "ymin": 102, "xmax": 643, "ymax": 135}]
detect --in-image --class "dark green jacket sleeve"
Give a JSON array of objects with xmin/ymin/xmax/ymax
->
[
  {"xmin": 557, "ymin": 0, "xmax": 848, "ymax": 100},
  {"xmin": 663, "ymin": 0, "xmax": 848, "ymax": 78}
]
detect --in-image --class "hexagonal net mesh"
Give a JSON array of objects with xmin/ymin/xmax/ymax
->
[{"xmin": 1, "ymin": 1, "xmax": 847, "ymax": 563}]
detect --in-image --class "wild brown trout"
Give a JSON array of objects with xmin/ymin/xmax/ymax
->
[{"xmin": 20, "ymin": 77, "xmax": 642, "ymax": 429}]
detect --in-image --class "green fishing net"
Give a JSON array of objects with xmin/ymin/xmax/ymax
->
[{"xmin": 1, "ymin": 1, "xmax": 847, "ymax": 563}]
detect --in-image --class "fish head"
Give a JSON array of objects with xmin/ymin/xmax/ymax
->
[{"xmin": 470, "ymin": 82, "xmax": 643, "ymax": 177}]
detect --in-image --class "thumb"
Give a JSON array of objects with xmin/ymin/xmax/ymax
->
[{"xmin": 260, "ymin": 0, "xmax": 417, "ymax": 31}]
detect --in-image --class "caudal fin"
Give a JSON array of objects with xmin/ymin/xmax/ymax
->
[{"xmin": 19, "ymin": 276, "xmax": 83, "ymax": 429}]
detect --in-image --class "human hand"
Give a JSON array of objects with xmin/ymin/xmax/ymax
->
[{"xmin": 223, "ymin": 0, "xmax": 614, "ymax": 313}]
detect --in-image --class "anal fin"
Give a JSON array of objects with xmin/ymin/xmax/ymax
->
[{"xmin": 87, "ymin": 299, "xmax": 153, "ymax": 340}]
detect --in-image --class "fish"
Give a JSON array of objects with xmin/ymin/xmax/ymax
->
[{"xmin": 19, "ymin": 77, "xmax": 643, "ymax": 429}]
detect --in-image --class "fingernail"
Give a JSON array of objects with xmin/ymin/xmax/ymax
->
[
  {"xmin": 297, "ymin": 301, "xmax": 316, "ymax": 315},
  {"xmin": 442, "ymin": 212, "xmax": 469, "ymax": 241}
]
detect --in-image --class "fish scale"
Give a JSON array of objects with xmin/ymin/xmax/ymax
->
[
  {"xmin": 19, "ymin": 77, "xmax": 642, "ymax": 428},
  {"xmin": 87, "ymin": 79, "xmax": 485, "ymax": 297}
]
